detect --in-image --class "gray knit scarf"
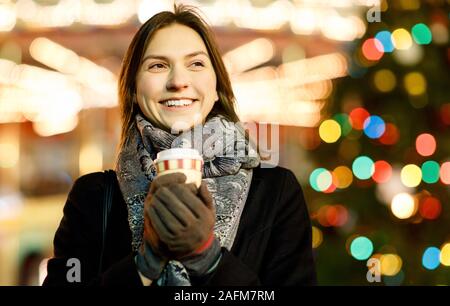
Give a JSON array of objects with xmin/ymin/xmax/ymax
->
[{"xmin": 115, "ymin": 113, "xmax": 260, "ymax": 285}]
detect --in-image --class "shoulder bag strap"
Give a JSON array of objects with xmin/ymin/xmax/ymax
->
[{"xmin": 98, "ymin": 169, "xmax": 115, "ymax": 275}]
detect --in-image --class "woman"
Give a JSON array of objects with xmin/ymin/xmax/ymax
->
[{"xmin": 43, "ymin": 5, "xmax": 316, "ymax": 286}]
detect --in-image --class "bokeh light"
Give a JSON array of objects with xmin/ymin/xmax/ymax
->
[
  {"xmin": 391, "ymin": 28, "xmax": 413, "ymax": 50},
  {"xmin": 361, "ymin": 38, "xmax": 384, "ymax": 61},
  {"xmin": 363, "ymin": 115, "xmax": 386, "ymax": 139},
  {"xmin": 380, "ymin": 254, "xmax": 403, "ymax": 276},
  {"xmin": 310, "ymin": 168, "xmax": 332, "ymax": 192},
  {"xmin": 422, "ymin": 247, "xmax": 440, "ymax": 270},
  {"xmin": 439, "ymin": 162, "xmax": 450, "ymax": 184},
  {"xmin": 349, "ymin": 107, "xmax": 370, "ymax": 130},
  {"xmin": 373, "ymin": 69, "xmax": 396, "ymax": 92},
  {"xmin": 350, "ymin": 236, "xmax": 374, "ymax": 261},
  {"xmin": 440, "ymin": 103, "xmax": 450, "ymax": 125},
  {"xmin": 415, "ymin": 133, "xmax": 436, "ymax": 157},
  {"xmin": 419, "ymin": 196, "xmax": 442, "ymax": 220},
  {"xmin": 352, "ymin": 156, "xmax": 375, "ymax": 180},
  {"xmin": 333, "ymin": 113, "xmax": 352, "ymax": 136},
  {"xmin": 375, "ymin": 31, "xmax": 394, "ymax": 52},
  {"xmin": 412, "ymin": 23, "xmax": 432, "ymax": 45},
  {"xmin": 379, "ymin": 123, "xmax": 400, "ymax": 145},
  {"xmin": 440, "ymin": 244, "xmax": 450, "ymax": 266},
  {"xmin": 391, "ymin": 193, "xmax": 417, "ymax": 219},
  {"xmin": 373, "ymin": 160, "xmax": 392, "ymax": 183},
  {"xmin": 400, "ymin": 164, "xmax": 422, "ymax": 187},
  {"xmin": 421, "ymin": 161, "xmax": 440, "ymax": 183},
  {"xmin": 319, "ymin": 119, "xmax": 341, "ymax": 143},
  {"xmin": 404, "ymin": 72, "xmax": 427, "ymax": 96},
  {"xmin": 312, "ymin": 226, "xmax": 323, "ymax": 248},
  {"xmin": 332, "ymin": 166, "xmax": 353, "ymax": 189}
]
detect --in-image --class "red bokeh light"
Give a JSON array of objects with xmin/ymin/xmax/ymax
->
[
  {"xmin": 372, "ymin": 160, "xmax": 392, "ymax": 183},
  {"xmin": 362, "ymin": 38, "xmax": 384, "ymax": 61},
  {"xmin": 379, "ymin": 123, "xmax": 400, "ymax": 145},
  {"xmin": 416, "ymin": 133, "xmax": 436, "ymax": 156},
  {"xmin": 349, "ymin": 107, "xmax": 370, "ymax": 130},
  {"xmin": 419, "ymin": 197, "xmax": 442, "ymax": 220}
]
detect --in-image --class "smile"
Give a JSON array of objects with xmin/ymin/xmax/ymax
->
[{"xmin": 159, "ymin": 99, "xmax": 198, "ymax": 111}]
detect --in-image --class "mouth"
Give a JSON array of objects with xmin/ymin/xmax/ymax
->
[{"xmin": 159, "ymin": 98, "xmax": 198, "ymax": 111}]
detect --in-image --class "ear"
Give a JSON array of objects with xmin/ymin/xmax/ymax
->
[{"xmin": 214, "ymin": 90, "xmax": 219, "ymax": 103}]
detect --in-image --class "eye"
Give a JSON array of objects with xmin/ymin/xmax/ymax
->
[
  {"xmin": 147, "ymin": 63, "xmax": 167, "ymax": 70},
  {"xmin": 190, "ymin": 61, "xmax": 205, "ymax": 68}
]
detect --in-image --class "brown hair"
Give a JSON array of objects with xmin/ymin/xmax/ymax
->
[{"xmin": 117, "ymin": 4, "xmax": 239, "ymax": 150}]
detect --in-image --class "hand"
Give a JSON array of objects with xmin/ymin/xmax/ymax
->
[
  {"xmin": 143, "ymin": 172, "xmax": 187, "ymax": 257},
  {"xmin": 148, "ymin": 181, "xmax": 222, "ymax": 277},
  {"xmin": 136, "ymin": 172, "xmax": 187, "ymax": 279}
]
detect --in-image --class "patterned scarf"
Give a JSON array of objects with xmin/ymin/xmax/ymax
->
[{"xmin": 115, "ymin": 113, "xmax": 260, "ymax": 285}]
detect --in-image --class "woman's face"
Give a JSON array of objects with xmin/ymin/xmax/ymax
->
[{"xmin": 136, "ymin": 23, "xmax": 219, "ymax": 132}]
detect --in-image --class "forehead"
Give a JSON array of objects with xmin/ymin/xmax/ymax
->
[{"xmin": 144, "ymin": 23, "xmax": 208, "ymax": 57}]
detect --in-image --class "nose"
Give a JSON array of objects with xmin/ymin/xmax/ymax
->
[{"xmin": 166, "ymin": 65, "xmax": 189, "ymax": 91}]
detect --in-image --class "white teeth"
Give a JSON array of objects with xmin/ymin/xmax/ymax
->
[{"xmin": 163, "ymin": 99, "xmax": 194, "ymax": 107}]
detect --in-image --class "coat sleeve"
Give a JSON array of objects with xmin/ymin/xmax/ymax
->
[
  {"xmin": 42, "ymin": 174, "xmax": 143, "ymax": 287},
  {"xmin": 258, "ymin": 170, "xmax": 317, "ymax": 285},
  {"xmin": 199, "ymin": 169, "xmax": 316, "ymax": 286}
]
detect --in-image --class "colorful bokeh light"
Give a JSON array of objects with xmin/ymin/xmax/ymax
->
[
  {"xmin": 419, "ymin": 196, "xmax": 442, "ymax": 220},
  {"xmin": 404, "ymin": 72, "xmax": 427, "ymax": 96},
  {"xmin": 352, "ymin": 156, "xmax": 375, "ymax": 180},
  {"xmin": 401, "ymin": 164, "xmax": 422, "ymax": 187},
  {"xmin": 373, "ymin": 160, "xmax": 392, "ymax": 183},
  {"xmin": 440, "ymin": 244, "xmax": 450, "ymax": 266},
  {"xmin": 362, "ymin": 38, "xmax": 384, "ymax": 61},
  {"xmin": 375, "ymin": 31, "xmax": 394, "ymax": 52},
  {"xmin": 421, "ymin": 161, "xmax": 440, "ymax": 183},
  {"xmin": 349, "ymin": 107, "xmax": 370, "ymax": 130},
  {"xmin": 439, "ymin": 162, "xmax": 450, "ymax": 184},
  {"xmin": 319, "ymin": 119, "xmax": 341, "ymax": 143},
  {"xmin": 312, "ymin": 226, "xmax": 323, "ymax": 249},
  {"xmin": 332, "ymin": 166, "xmax": 353, "ymax": 189},
  {"xmin": 412, "ymin": 23, "xmax": 432, "ymax": 45},
  {"xmin": 391, "ymin": 193, "xmax": 416, "ymax": 219},
  {"xmin": 363, "ymin": 115, "xmax": 386, "ymax": 139},
  {"xmin": 373, "ymin": 69, "xmax": 396, "ymax": 92},
  {"xmin": 379, "ymin": 123, "xmax": 400, "ymax": 145},
  {"xmin": 350, "ymin": 236, "xmax": 374, "ymax": 261},
  {"xmin": 422, "ymin": 247, "xmax": 440, "ymax": 270},
  {"xmin": 416, "ymin": 133, "xmax": 436, "ymax": 156},
  {"xmin": 392, "ymin": 28, "xmax": 413, "ymax": 50},
  {"xmin": 333, "ymin": 113, "xmax": 352, "ymax": 136},
  {"xmin": 310, "ymin": 168, "xmax": 332, "ymax": 192},
  {"xmin": 380, "ymin": 254, "xmax": 403, "ymax": 276}
]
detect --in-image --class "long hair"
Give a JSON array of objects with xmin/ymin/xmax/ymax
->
[{"xmin": 117, "ymin": 4, "xmax": 239, "ymax": 151}]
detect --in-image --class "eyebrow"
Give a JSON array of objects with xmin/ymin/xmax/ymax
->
[{"xmin": 141, "ymin": 51, "xmax": 209, "ymax": 63}]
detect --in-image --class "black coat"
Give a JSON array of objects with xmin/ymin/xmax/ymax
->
[{"xmin": 43, "ymin": 166, "xmax": 316, "ymax": 286}]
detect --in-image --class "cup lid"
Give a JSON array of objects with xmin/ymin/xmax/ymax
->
[{"xmin": 155, "ymin": 148, "xmax": 203, "ymax": 162}]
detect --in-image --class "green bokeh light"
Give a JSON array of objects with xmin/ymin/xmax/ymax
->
[
  {"xmin": 352, "ymin": 156, "xmax": 375, "ymax": 180},
  {"xmin": 412, "ymin": 23, "xmax": 432, "ymax": 45},
  {"xmin": 421, "ymin": 160, "xmax": 440, "ymax": 184},
  {"xmin": 350, "ymin": 236, "xmax": 374, "ymax": 261}
]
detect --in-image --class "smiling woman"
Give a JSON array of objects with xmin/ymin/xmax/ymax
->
[
  {"xmin": 135, "ymin": 23, "xmax": 219, "ymax": 132},
  {"xmin": 43, "ymin": 4, "xmax": 316, "ymax": 287}
]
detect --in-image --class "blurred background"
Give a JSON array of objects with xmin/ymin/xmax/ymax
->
[{"xmin": 0, "ymin": 0, "xmax": 449, "ymax": 286}]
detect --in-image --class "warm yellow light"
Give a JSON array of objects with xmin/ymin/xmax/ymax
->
[
  {"xmin": 404, "ymin": 72, "xmax": 426, "ymax": 96},
  {"xmin": 79, "ymin": 143, "xmax": 103, "ymax": 176},
  {"xmin": 0, "ymin": 3, "xmax": 16, "ymax": 32},
  {"xmin": 380, "ymin": 253, "xmax": 402, "ymax": 276},
  {"xmin": 333, "ymin": 166, "xmax": 353, "ymax": 189},
  {"xmin": 373, "ymin": 69, "xmax": 396, "ymax": 92},
  {"xmin": 312, "ymin": 226, "xmax": 323, "ymax": 248},
  {"xmin": 440, "ymin": 243, "xmax": 450, "ymax": 266},
  {"xmin": 33, "ymin": 115, "xmax": 79, "ymax": 137},
  {"xmin": 391, "ymin": 193, "xmax": 417, "ymax": 219},
  {"xmin": 319, "ymin": 119, "xmax": 341, "ymax": 143},
  {"xmin": 392, "ymin": 28, "xmax": 413, "ymax": 50},
  {"xmin": 0, "ymin": 142, "xmax": 19, "ymax": 168},
  {"xmin": 223, "ymin": 38, "xmax": 275, "ymax": 75},
  {"xmin": 30, "ymin": 37, "xmax": 79, "ymax": 74},
  {"xmin": 400, "ymin": 164, "xmax": 422, "ymax": 187}
]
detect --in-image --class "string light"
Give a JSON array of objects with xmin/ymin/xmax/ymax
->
[
  {"xmin": 352, "ymin": 156, "xmax": 375, "ymax": 180},
  {"xmin": 422, "ymin": 247, "xmax": 440, "ymax": 270},
  {"xmin": 350, "ymin": 236, "xmax": 374, "ymax": 261}
]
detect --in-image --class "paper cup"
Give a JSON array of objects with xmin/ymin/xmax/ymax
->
[{"xmin": 154, "ymin": 148, "xmax": 203, "ymax": 188}]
